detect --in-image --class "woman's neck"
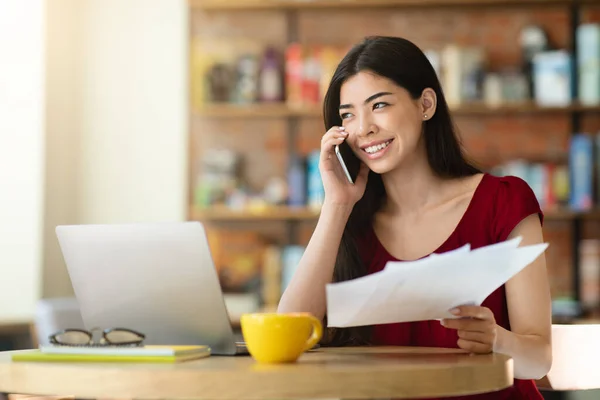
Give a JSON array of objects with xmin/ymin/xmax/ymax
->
[{"xmin": 380, "ymin": 152, "xmax": 445, "ymax": 216}]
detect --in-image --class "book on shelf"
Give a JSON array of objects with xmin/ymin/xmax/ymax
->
[
  {"xmin": 491, "ymin": 130, "xmax": 600, "ymax": 213},
  {"xmin": 11, "ymin": 345, "xmax": 211, "ymax": 363}
]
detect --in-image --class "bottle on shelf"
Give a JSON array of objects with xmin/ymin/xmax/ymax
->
[
  {"xmin": 259, "ymin": 47, "xmax": 283, "ymax": 102},
  {"xmin": 306, "ymin": 150, "xmax": 324, "ymax": 211},
  {"xmin": 287, "ymin": 154, "xmax": 306, "ymax": 208}
]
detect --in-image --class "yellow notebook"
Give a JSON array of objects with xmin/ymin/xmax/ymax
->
[
  {"xmin": 39, "ymin": 344, "xmax": 209, "ymax": 357},
  {"xmin": 12, "ymin": 346, "xmax": 211, "ymax": 363}
]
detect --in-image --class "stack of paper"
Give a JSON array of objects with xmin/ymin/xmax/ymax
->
[{"xmin": 325, "ymin": 237, "xmax": 548, "ymax": 328}]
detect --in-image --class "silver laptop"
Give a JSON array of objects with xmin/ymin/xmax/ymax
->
[{"xmin": 55, "ymin": 221, "xmax": 248, "ymax": 355}]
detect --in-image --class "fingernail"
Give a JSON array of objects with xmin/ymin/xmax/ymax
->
[
  {"xmin": 339, "ymin": 126, "xmax": 345, "ymax": 131},
  {"xmin": 449, "ymin": 308, "xmax": 460, "ymax": 315}
]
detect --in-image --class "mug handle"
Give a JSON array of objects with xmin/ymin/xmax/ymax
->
[{"xmin": 302, "ymin": 314, "xmax": 323, "ymax": 352}]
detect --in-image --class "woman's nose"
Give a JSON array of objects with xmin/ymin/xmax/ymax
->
[{"xmin": 357, "ymin": 115, "xmax": 377, "ymax": 137}]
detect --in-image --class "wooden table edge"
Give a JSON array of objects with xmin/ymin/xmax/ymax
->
[{"xmin": 0, "ymin": 347, "xmax": 514, "ymax": 399}]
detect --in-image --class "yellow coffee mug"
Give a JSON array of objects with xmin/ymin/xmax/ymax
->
[{"xmin": 240, "ymin": 312, "xmax": 322, "ymax": 363}]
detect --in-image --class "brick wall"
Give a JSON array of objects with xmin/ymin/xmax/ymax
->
[{"xmin": 191, "ymin": 4, "xmax": 600, "ymax": 300}]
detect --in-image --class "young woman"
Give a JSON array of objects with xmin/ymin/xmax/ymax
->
[{"xmin": 278, "ymin": 36, "xmax": 552, "ymax": 399}]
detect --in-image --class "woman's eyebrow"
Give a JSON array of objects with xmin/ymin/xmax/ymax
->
[{"xmin": 339, "ymin": 92, "xmax": 393, "ymax": 110}]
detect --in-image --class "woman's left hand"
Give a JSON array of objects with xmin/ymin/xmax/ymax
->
[{"xmin": 441, "ymin": 305, "xmax": 498, "ymax": 354}]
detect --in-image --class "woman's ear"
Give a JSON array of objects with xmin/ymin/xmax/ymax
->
[{"xmin": 420, "ymin": 88, "xmax": 437, "ymax": 121}]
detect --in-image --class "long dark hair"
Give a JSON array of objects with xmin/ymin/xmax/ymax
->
[{"xmin": 321, "ymin": 36, "xmax": 480, "ymax": 346}]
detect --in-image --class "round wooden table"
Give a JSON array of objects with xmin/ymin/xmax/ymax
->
[{"xmin": 0, "ymin": 346, "xmax": 513, "ymax": 399}]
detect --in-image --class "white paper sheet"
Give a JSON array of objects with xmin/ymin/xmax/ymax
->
[{"xmin": 325, "ymin": 236, "xmax": 548, "ymax": 328}]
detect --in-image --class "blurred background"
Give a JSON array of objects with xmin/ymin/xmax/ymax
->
[{"xmin": 1, "ymin": 0, "xmax": 600, "ymax": 366}]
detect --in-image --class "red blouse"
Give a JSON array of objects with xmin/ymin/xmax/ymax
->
[{"xmin": 357, "ymin": 173, "xmax": 545, "ymax": 399}]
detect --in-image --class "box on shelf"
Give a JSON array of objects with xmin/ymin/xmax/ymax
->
[
  {"xmin": 532, "ymin": 50, "xmax": 573, "ymax": 107},
  {"xmin": 577, "ymin": 23, "xmax": 600, "ymax": 106}
]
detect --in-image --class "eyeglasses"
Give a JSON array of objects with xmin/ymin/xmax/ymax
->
[{"xmin": 49, "ymin": 327, "xmax": 145, "ymax": 347}]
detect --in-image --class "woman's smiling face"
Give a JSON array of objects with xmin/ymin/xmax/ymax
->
[{"xmin": 339, "ymin": 70, "xmax": 433, "ymax": 175}]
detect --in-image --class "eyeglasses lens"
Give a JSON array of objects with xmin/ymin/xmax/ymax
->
[
  {"xmin": 104, "ymin": 329, "xmax": 143, "ymax": 345},
  {"xmin": 54, "ymin": 331, "xmax": 91, "ymax": 345}
]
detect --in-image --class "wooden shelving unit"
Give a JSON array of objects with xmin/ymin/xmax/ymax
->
[
  {"xmin": 189, "ymin": 0, "xmax": 600, "ymax": 318},
  {"xmin": 193, "ymin": 102, "xmax": 600, "ymax": 118},
  {"xmin": 190, "ymin": 0, "xmax": 594, "ymax": 11}
]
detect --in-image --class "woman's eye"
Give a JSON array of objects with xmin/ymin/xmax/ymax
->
[
  {"xmin": 340, "ymin": 112, "xmax": 353, "ymax": 119},
  {"xmin": 373, "ymin": 102, "xmax": 389, "ymax": 110}
]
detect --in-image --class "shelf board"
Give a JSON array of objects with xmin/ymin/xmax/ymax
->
[
  {"xmin": 190, "ymin": 0, "xmax": 582, "ymax": 11},
  {"xmin": 545, "ymin": 208, "xmax": 600, "ymax": 220},
  {"xmin": 193, "ymin": 102, "xmax": 600, "ymax": 119},
  {"xmin": 190, "ymin": 205, "xmax": 600, "ymax": 222},
  {"xmin": 193, "ymin": 103, "xmax": 321, "ymax": 118},
  {"xmin": 190, "ymin": 205, "xmax": 320, "ymax": 221},
  {"xmin": 452, "ymin": 102, "xmax": 600, "ymax": 115}
]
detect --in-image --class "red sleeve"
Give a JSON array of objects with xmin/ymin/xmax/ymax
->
[{"xmin": 493, "ymin": 176, "xmax": 544, "ymax": 242}]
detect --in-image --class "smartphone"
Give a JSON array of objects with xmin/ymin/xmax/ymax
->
[{"xmin": 335, "ymin": 140, "xmax": 361, "ymax": 184}]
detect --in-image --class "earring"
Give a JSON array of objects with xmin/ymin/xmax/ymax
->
[{"xmin": 423, "ymin": 114, "xmax": 428, "ymax": 120}]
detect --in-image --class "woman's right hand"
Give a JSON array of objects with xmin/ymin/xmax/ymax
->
[{"xmin": 319, "ymin": 126, "xmax": 369, "ymax": 207}]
